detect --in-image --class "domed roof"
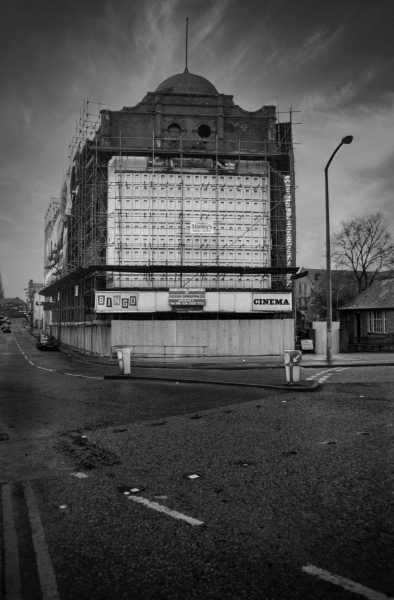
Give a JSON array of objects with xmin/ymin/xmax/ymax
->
[{"xmin": 155, "ymin": 69, "xmax": 218, "ymax": 95}]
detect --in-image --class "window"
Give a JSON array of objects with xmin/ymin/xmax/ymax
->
[
  {"xmin": 369, "ymin": 310, "xmax": 386, "ymax": 333},
  {"xmin": 198, "ymin": 124, "xmax": 211, "ymax": 138},
  {"xmin": 168, "ymin": 123, "xmax": 182, "ymax": 138}
]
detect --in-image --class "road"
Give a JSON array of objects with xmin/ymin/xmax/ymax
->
[{"xmin": 1, "ymin": 321, "xmax": 393, "ymax": 600}]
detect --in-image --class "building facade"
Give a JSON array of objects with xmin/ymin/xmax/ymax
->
[
  {"xmin": 0, "ymin": 297, "xmax": 27, "ymax": 320},
  {"xmin": 44, "ymin": 197, "xmax": 60, "ymax": 283},
  {"xmin": 339, "ymin": 277, "xmax": 394, "ymax": 352},
  {"xmin": 26, "ymin": 280, "xmax": 44, "ymax": 330},
  {"xmin": 41, "ymin": 70, "xmax": 297, "ymax": 357}
]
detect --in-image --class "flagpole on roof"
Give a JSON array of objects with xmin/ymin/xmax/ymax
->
[{"xmin": 185, "ymin": 18, "xmax": 189, "ymax": 72}]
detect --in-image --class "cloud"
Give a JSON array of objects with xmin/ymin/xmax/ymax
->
[
  {"xmin": 250, "ymin": 22, "xmax": 347, "ymax": 88},
  {"xmin": 301, "ymin": 66, "xmax": 384, "ymax": 114},
  {"xmin": 190, "ymin": 0, "xmax": 231, "ymax": 51},
  {"xmin": 296, "ymin": 25, "xmax": 346, "ymax": 65},
  {"xmin": 295, "ymin": 90, "xmax": 394, "ymax": 268},
  {"xmin": 1, "ymin": 0, "xmax": 393, "ymax": 295}
]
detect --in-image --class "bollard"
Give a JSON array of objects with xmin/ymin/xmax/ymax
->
[
  {"xmin": 117, "ymin": 348, "xmax": 131, "ymax": 374},
  {"xmin": 283, "ymin": 350, "xmax": 302, "ymax": 384}
]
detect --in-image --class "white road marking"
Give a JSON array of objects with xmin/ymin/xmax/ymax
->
[
  {"xmin": 306, "ymin": 367, "xmax": 350, "ymax": 384},
  {"xmin": 13, "ymin": 336, "xmax": 102, "ymax": 379},
  {"xmin": 128, "ymin": 495, "xmax": 204, "ymax": 526},
  {"xmin": 2, "ymin": 484, "xmax": 23, "ymax": 599},
  {"xmin": 64, "ymin": 373, "xmax": 102, "ymax": 379},
  {"xmin": 23, "ymin": 481, "xmax": 60, "ymax": 600},
  {"xmin": 302, "ymin": 565, "xmax": 394, "ymax": 600}
]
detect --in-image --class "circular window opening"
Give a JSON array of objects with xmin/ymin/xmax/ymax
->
[
  {"xmin": 198, "ymin": 124, "xmax": 211, "ymax": 139},
  {"xmin": 168, "ymin": 123, "xmax": 182, "ymax": 138}
]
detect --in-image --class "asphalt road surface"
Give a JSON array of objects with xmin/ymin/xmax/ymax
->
[{"xmin": 1, "ymin": 321, "xmax": 393, "ymax": 600}]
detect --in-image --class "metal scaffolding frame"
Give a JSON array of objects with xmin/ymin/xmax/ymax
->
[
  {"xmin": 44, "ymin": 101, "xmax": 296, "ymax": 323},
  {"xmin": 59, "ymin": 102, "xmax": 296, "ymax": 303}
]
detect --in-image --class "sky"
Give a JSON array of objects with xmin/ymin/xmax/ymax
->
[{"xmin": 0, "ymin": 0, "xmax": 393, "ymax": 299}]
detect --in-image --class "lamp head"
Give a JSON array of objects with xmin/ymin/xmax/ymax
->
[{"xmin": 342, "ymin": 135, "xmax": 353, "ymax": 144}]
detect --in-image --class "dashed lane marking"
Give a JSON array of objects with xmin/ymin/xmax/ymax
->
[
  {"xmin": 64, "ymin": 372, "xmax": 84, "ymax": 376},
  {"xmin": 302, "ymin": 565, "xmax": 394, "ymax": 600},
  {"xmin": 64, "ymin": 373, "xmax": 102, "ymax": 379},
  {"xmin": 12, "ymin": 334, "xmax": 103, "ymax": 380},
  {"xmin": 128, "ymin": 495, "xmax": 204, "ymax": 526},
  {"xmin": 306, "ymin": 367, "xmax": 350, "ymax": 383}
]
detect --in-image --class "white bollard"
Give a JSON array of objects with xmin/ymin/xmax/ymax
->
[
  {"xmin": 292, "ymin": 365, "xmax": 301, "ymax": 383},
  {"xmin": 283, "ymin": 350, "xmax": 302, "ymax": 384},
  {"xmin": 117, "ymin": 348, "xmax": 131, "ymax": 374}
]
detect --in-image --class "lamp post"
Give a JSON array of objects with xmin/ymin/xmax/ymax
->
[{"xmin": 325, "ymin": 135, "xmax": 353, "ymax": 362}]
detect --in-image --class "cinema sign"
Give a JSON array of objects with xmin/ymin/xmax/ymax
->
[{"xmin": 252, "ymin": 293, "xmax": 292, "ymax": 312}]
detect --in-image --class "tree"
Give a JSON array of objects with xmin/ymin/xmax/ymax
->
[
  {"xmin": 332, "ymin": 212, "xmax": 394, "ymax": 293},
  {"xmin": 309, "ymin": 270, "xmax": 359, "ymax": 321}
]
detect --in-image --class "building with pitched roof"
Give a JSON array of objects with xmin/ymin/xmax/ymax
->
[
  {"xmin": 339, "ymin": 277, "xmax": 394, "ymax": 351},
  {"xmin": 0, "ymin": 297, "xmax": 26, "ymax": 319}
]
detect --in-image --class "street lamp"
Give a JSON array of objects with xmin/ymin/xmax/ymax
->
[{"xmin": 325, "ymin": 135, "xmax": 353, "ymax": 362}]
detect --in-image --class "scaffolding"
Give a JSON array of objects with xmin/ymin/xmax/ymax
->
[
  {"xmin": 62, "ymin": 102, "xmax": 296, "ymax": 300},
  {"xmin": 67, "ymin": 101, "xmax": 107, "ymax": 272}
]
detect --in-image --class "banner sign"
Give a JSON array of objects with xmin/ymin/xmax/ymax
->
[
  {"xmin": 190, "ymin": 222, "xmax": 214, "ymax": 234},
  {"xmin": 252, "ymin": 293, "xmax": 292, "ymax": 312},
  {"xmin": 169, "ymin": 288, "xmax": 206, "ymax": 306},
  {"xmin": 95, "ymin": 291, "xmax": 138, "ymax": 313}
]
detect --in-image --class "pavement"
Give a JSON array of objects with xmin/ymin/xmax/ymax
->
[
  {"xmin": 69, "ymin": 347, "xmax": 394, "ymax": 392},
  {"xmin": 25, "ymin": 325, "xmax": 394, "ymax": 392}
]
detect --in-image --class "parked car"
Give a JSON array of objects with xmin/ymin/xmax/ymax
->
[{"xmin": 36, "ymin": 334, "xmax": 59, "ymax": 350}]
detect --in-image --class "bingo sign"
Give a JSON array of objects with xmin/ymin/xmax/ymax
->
[{"xmin": 95, "ymin": 292, "xmax": 138, "ymax": 313}]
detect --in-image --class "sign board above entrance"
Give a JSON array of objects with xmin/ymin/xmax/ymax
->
[
  {"xmin": 169, "ymin": 288, "xmax": 206, "ymax": 306},
  {"xmin": 95, "ymin": 291, "xmax": 139, "ymax": 313},
  {"xmin": 252, "ymin": 292, "xmax": 292, "ymax": 312}
]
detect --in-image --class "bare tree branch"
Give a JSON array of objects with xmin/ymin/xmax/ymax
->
[{"xmin": 332, "ymin": 212, "xmax": 394, "ymax": 293}]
